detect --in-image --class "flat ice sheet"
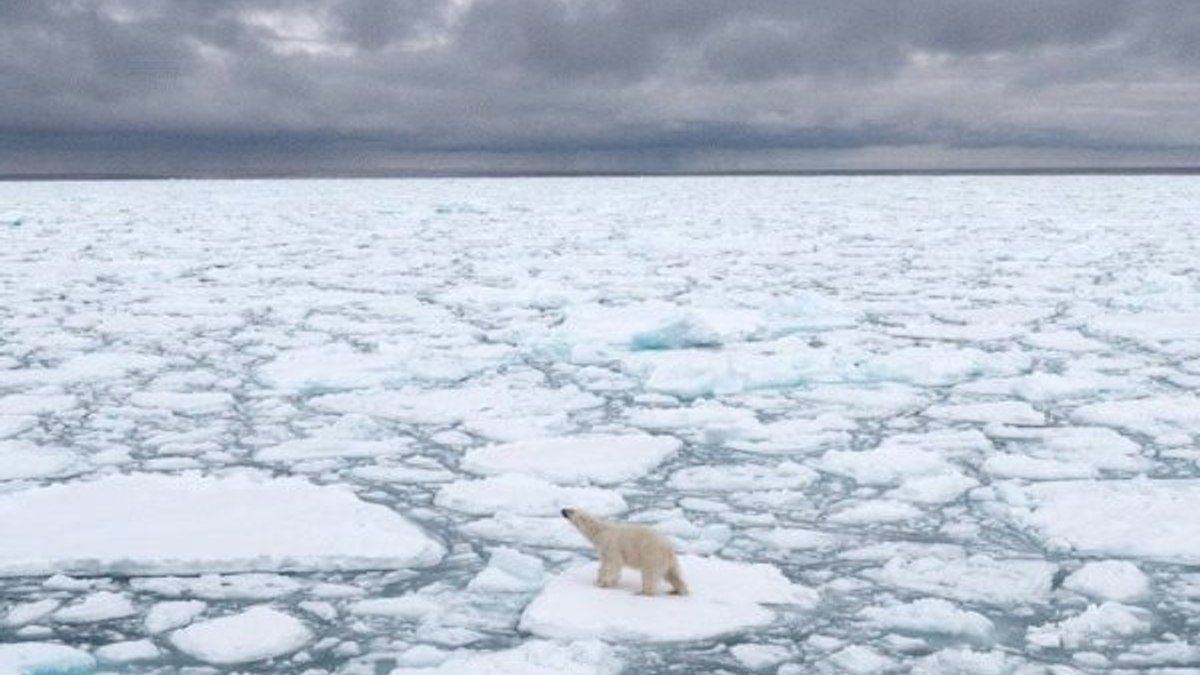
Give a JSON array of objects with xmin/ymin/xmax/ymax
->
[
  {"xmin": 520, "ymin": 555, "xmax": 817, "ymax": 642},
  {"xmin": 169, "ymin": 606, "xmax": 312, "ymax": 664},
  {"xmin": 0, "ymin": 642, "xmax": 95, "ymax": 675},
  {"xmin": 461, "ymin": 433, "xmax": 681, "ymax": 485},
  {"xmin": 1008, "ymin": 479, "xmax": 1200, "ymax": 563},
  {"xmin": 0, "ymin": 473, "xmax": 444, "ymax": 576}
]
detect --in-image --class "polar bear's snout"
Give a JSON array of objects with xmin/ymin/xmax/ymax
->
[{"xmin": 561, "ymin": 508, "xmax": 573, "ymax": 519}]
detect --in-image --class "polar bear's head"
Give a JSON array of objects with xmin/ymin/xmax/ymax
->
[{"xmin": 561, "ymin": 507, "xmax": 607, "ymax": 544}]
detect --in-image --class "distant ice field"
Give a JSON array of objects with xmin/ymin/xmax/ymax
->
[{"xmin": 1, "ymin": 176, "xmax": 1199, "ymax": 674}]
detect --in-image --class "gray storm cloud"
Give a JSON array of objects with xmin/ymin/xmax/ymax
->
[{"xmin": 1, "ymin": 0, "xmax": 1198, "ymax": 174}]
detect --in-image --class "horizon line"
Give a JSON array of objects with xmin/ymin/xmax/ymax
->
[{"xmin": 3, "ymin": 166, "xmax": 1200, "ymax": 182}]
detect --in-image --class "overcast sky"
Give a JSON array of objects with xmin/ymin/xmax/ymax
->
[{"xmin": 2, "ymin": 0, "xmax": 1199, "ymax": 175}]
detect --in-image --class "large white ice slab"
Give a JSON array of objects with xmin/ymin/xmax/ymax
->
[
  {"xmin": 390, "ymin": 639, "xmax": 621, "ymax": 675},
  {"xmin": 0, "ymin": 642, "xmax": 95, "ymax": 675},
  {"xmin": 0, "ymin": 441, "xmax": 80, "ymax": 481},
  {"xmin": 1007, "ymin": 479, "xmax": 1200, "ymax": 563},
  {"xmin": 169, "ymin": 606, "xmax": 312, "ymax": 665},
  {"xmin": 818, "ymin": 430, "xmax": 988, "ymax": 486},
  {"xmin": 520, "ymin": 555, "xmax": 817, "ymax": 642},
  {"xmin": 260, "ymin": 342, "xmax": 509, "ymax": 391},
  {"xmin": 436, "ymin": 474, "xmax": 627, "ymax": 516},
  {"xmin": 0, "ymin": 473, "xmax": 444, "ymax": 576},
  {"xmin": 462, "ymin": 433, "xmax": 681, "ymax": 485},
  {"xmin": 1072, "ymin": 395, "xmax": 1200, "ymax": 444},
  {"xmin": 862, "ymin": 550, "xmax": 1055, "ymax": 606}
]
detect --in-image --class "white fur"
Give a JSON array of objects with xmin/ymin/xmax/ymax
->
[{"xmin": 562, "ymin": 507, "xmax": 688, "ymax": 596}]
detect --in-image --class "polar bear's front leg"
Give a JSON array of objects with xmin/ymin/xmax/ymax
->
[{"xmin": 596, "ymin": 551, "xmax": 622, "ymax": 588}]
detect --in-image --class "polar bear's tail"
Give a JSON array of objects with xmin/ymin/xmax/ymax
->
[{"xmin": 665, "ymin": 558, "xmax": 689, "ymax": 596}]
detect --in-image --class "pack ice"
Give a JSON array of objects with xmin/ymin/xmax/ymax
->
[{"xmin": 2, "ymin": 176, "xmax": 1199, "ymax": 674}]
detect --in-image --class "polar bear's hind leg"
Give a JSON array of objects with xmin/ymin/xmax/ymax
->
[
  {"xmin": 665, "ymin": 559, "xmax": 689, "ymax": 596},
  {"xmin": 639, "ymin": 564, "xmax": 664, "ymax": 596}
]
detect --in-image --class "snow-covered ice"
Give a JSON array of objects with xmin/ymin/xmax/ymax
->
[
  {"xmin": 169, "ymin": 606, "xmax": 312, "ymax": 664},
  {"xmin": 461, "ymin": 433, "xmax": 681, "ymax": 485},
  {"xmin": 520, "ymin": 555, "xmax": 817, "ymax": 642},
  {"xmin": 389, "ymin": 639, "xmax": 621, "ymax": 675},
  {"xmin": 1, "ymin": 176, "xmax": 1198, "ymax": 673},
  {"xmin": 1061, "ymin": 560, "xmax": 1151, "ymax": 603},
  {"xmin": 0, "ymin": 642, "xmax": 95, "ymax": 675},
  {"xmin": 435, "ymin": 473, "xmax": 627, "ymax": 516},
  {"xmin": 1006, "ymin": 479, "xmax": 1200, "ymax": 563},
  {"xmin": 0, "ymin": 474, "xmax": 444, "ymax": 576},
  {"xmin": 52, "ymin": 591, "xmax": 136, "ymax": 623}
]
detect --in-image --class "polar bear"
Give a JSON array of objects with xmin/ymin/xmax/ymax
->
[{"xmin": 561, "ymin": 507, "xmax": 688, "ymax": 596}]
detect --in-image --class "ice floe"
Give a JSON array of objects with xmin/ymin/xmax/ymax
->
[
  {"xmin": 0, "ymin": 441, "xmax": 80, "ymax": 481},
  {"xmin": 520, "ymin": 555, "xmax": 817, "ymax": 642},
  {"xmin": 390, "ymin": 639, "xmax": 621, "ymax": 675},
  {"xmin": 95, "ymin": 639, "xmax": 160, "ymax": 664},
  {"xmin": 435, "ymin": 474, "xmax": 627, "ymax": 516},
  {"xmin": 170, "ymin": 606, "xmax": 312, "ymax": 664},
  {"xmin": 862, "ymin": 550, "xmax": 1055, "ymax": 605},
  {"xmin": 461, "ymin": 433, "xmax": 680, "ymax": 485},
  {"xmin": 1008, "ymin": 479, "xmax": 1200, "ymax": 563},
  {"xmin": 52, "ymin": 591, "xmax": 136, "ymax": 623},
  {"xmin": 145, "ymin": 600, "xmax": 207, "ymax": 634},
  {"xmin": 861, "ymin": 598, "xmax": 994, "ymax": 644},
  {"xmin": 0, "ymin": 642, "xmax": 95, "ymax": 675},
  {"xmin": 0, "ymin": 473, "xmax": 444, "ymax": 576},
  {"xmin": 1026, "ymin": 602, "xmax": 1152, "ymax": 650},
  {"xmin": 1062, "ymin": 561, "xmax": 1151, "ymax": 603}
]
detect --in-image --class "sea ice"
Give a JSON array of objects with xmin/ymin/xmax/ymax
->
[
  {"xmin": 520, "ymin": 555, "xmax": 817, "ymax": 642},
  {"xmin": 1008, "ymin": 479, "xmax": 1200, "ymax": 563},
  {"xmin": 827, "ymin": 499, "xmax": 923, "ymax": 524},
  {"xmin": 435, "ymin": 473, "xmax": 627, "ymax": 516},
  {"xmin": 170, "ymin": 606, "xmax": 313, "ymax": 664},
  {"xmin": 52, "ymin": 591, "xmax": 136, "ymax": 623},
  {"xmin": 3, "ymin": 600, "xmax": 61, "ymax": 627},
  {"xmin": 461, "ymin": 433, "xmax": 680, "ymax": 485},
  {"xmin": 145, "ymin": 600, "xmax": 207, "ymax": 634},
  {"xmin": 0, "ymin": 441, "xmax": 80, "ymax": 481},
  {"xmin": 925, "ymin": 400, "xmax": 1046, "ymax": 426},
  {"xmin": 730, "ymin": 643, "xmax": 792, "ymax": 670},
  {"xmin": 1026, "ymin": 602, "xmax": 1151, "ymax": 650},
  {"xmin": 0, "ymin": 473, "xmax": 444, "ymax": 576},
  {"xmin": 861, "ymin": 598, "xmax": 994, "ymax": 643},
  {"xmin": 1061, "ymin": 561, "xmax": 1151, "ymax": 602},
  {"xmin": 1072, "ymin": 395, "xmax": 1200, "ymax": 444},
  {"xmin": 95, "ymin": 639, "xmax": 160, "ymax": 664},
  {"xmin": 389, "ymin": 639, "xmax": 621, "ymax": 675},
  {"xmin": 668, "ymin": 461, "xmax": 818, "ymax": 491},
  {"xmin": 0, "ymin": 642, "xmax": 95, "ymax": 675},
  {"xmin": 863, "ymin": 551, "xmax": 1055, "ymax": 605},
  {"xmin": 257, "ymin": 437, "xmax": 413, "ymax": 462},
  {"xmin": 460, "ymin": 513, "xmax": 586, "ymax": 549},
  {"xmin": 819, "ymin": 430, "xmax": 985, "ymax": 486},
  {"xmin": 466, "ymin": 547, "xmax": 545, "ymax": 592},
  {"xmin": 3, "ymin": 174, "xmax": 1198, "ymax": 673}
]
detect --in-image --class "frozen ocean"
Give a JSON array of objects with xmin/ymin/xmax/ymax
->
[{"xmin": 1, "ymin": 176, "xmax": 1198, "ymax": 674}]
